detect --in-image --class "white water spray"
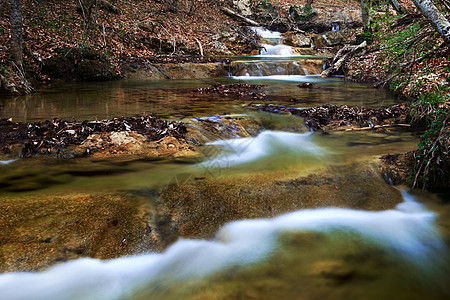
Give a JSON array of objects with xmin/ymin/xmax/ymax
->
[
  {"xmin": 0, "ymin": 191, "xmax": 447, "ymax": 300},
  {"xmin": 0, "ymin": 159, "xmax": 16, "ymax": 165},
  {"xmin": 200, "ymin": 130, "xmax": 325, "ymax": 168}
]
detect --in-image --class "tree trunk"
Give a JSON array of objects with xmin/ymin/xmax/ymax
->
[
  {"xmin": 10, "ymin": 0, "xmax": 23, "ymax": 66},
  {"xmin": 361, "ymin": 0, "xmax": 371, "ymax": 35},
  {"xmin": 390, "ymin": 0, "xmax": 407, "ymax": 14},
  {"xmin": 412, "ymin": 0, "xmax": 450, "ymax": 45},
  {"xmin": 320, "ymin": 41, "xmax": 367, "ymax": 77}
]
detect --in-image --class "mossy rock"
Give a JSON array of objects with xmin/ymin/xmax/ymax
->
[
  {"xmin": 42, "ymin": 47, "xmax": 114, "ymax": 81},
  {"xmin": 76, "ymin": 59, "xmax": 113, "ymax": 81}
]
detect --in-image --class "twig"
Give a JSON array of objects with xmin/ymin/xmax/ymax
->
[
  {"xmin": 344, "ymin": 124, "xmax": 411, "ymax": 131},
  {"xmin": 102, "ymin": 23, "xmax": 107, "ymax": 47},
  {"xmin": 413, "ymin": 114, "xmax": 450, "ymax": 188},
  {"xmin": 194, "ymin": 38, "xmax": 203, "ymax": 56}
]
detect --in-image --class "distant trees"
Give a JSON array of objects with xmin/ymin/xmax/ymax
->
[{"xmin": 10, "ymin": 0, "xmax": 23, "ymax": 67}]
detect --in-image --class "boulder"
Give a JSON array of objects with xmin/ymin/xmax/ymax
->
[
  {"xmin": 78, "ymin": 131, "xmax": 198, "ymax": 158},
  {"xmin": 42, "ymin": 47, "xmax": 115, "ymax": 82},
  {"xmin": 290, "ymin": 5, "xmax": 318, "ymax": 22},
  {"xmin": 282, "ymin": 31, "xmax": 312, "ymax": 47},
  {"xmin": 233, "ymin": 0, "xmax": 253, "ymax": 17},
  {"xmin": 76, "ymin": 59, "xmax": 113, "ymax": 81},
  {"xmin": 312, "ymin": 29, "xmax": 355, "ymax": 48}
]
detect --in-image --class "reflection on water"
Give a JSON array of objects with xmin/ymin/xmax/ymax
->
[{"xmin": 0, "ymin": 77, "xmax": 399, "ymax": 122}]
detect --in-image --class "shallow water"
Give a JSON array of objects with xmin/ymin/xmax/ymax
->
[
  {"xmin": 1, "ymin": 31, "xmax": 448, "ymax": 299},
  {"xmin": 1, "ymin": 191, "xmax": 448, "ymax": 300},
  {"xmin": 0, "ymin": 75, "xmax": 399, "ymax": 122}
]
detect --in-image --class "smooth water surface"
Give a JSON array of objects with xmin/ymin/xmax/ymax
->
[{"xmin": 0, "ymin": 76, "xmax": 399, "ymax": 122}]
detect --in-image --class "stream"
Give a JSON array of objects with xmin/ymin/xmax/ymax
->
[{"xmin": 1, "ymin": 28, "xmax": 449, "ymax": 299}]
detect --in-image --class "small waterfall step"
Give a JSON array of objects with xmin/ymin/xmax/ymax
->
[{"xmin": 228, "ymin": 27, "xmax": 330, "ymax": 77}]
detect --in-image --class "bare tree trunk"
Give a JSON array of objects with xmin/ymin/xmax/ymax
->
[
  {"xmin": 390, "ymin": 0, "xmax": 407, "ymax": 14},
  {"xmin": 10, "ymin": 0, "xmax": 23, "ymax": 66},
  {"xmin": 412, "ymin": 0, "xmax": 450, "ymax": 45},
  {"xmin": 361, "ymin": 0, "xmax": 371, "ymax": 35}
]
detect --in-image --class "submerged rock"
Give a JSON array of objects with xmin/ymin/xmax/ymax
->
[
  {"xmin": 0, "ymin": 193, "xmax": 159, "ymax": 272},
  {"xmin": 160, "ymin": 162, "xmax": 404, "ymax": 239}
]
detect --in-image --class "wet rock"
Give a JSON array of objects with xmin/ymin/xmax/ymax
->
[
  {"xmin": 80, "ymin": 133, "xmax": 198, "ymax": 158},
  {"xmin": 312, "ymin": 29, "xmax": 356, "ymax": 48},
  {"xmin": 282, "ymin": 31, "xmax": 312, "ymax": 47},
  {"xmin": 120, "ymin": 57, "xmax": 232, "ymax": 79},
  {"xmin": 298, "ymin": 82, "xmax": 314, "ymax": 88},
  {"xmin": 0, "ymin": 193, "xmax": 158, "ymax": 272},
  {"xmin": 160, "ymin": 163, "xmax": 404, "ymax": 239},
  {"xmin": 186, "ymin": 115, "xmax": 264, "ymax": 144},
  {"xmin": 310, "ymin": 260, "xmax": 355, "ymax": 282},
  {"xmin": 380, "ymin": 152, "xmax": 415, "ymax": 186},
  {"xmin": 154, "ymin": 62, "xmax": 229, "ymax": 79}
]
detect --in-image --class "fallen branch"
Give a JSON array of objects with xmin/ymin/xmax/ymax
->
[
  {"xmin": 344, "ymin": 124, "xmax": 411, "ymax": 131},
  {"xmin": 194, "ymin": 38, "xmax": 203, "ymax": 57},
  {"xmin": 320, "ymin": 41, "xmax": 367, "ymax": 78},
  {"xmin": 222, "ymin": 7, "xmax": 260, "ymax": 26}
]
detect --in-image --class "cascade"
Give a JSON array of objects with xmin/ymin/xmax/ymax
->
[
  {"xmin": 201, "ymin": 130, "xmax": 325, "ymax": 168},
  {"xmin": 229, "ymin": 27, "xmax": 327, "ymax": 77}
]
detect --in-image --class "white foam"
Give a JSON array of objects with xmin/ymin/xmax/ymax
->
[
  {"xmin": 0, "ymin": 159, "xmax": 17, "ymax": 165},
  {"xmin": 201, "ymin": 130, "xmax": 325, "ymax": 168},
  {"xmin": 251, "ymin": 27, "xmax": 282, "ymax": 39},
  {"xmin": 0, "ymin": 191, "xmax": 446, "ymax": 300},
  {"xmin": 259, "ymin": 44, "xmax": 296, "ymax": 56},
  {"xmin": 232, "ymin": 74, "xmax": 322, "ymax": 82}
]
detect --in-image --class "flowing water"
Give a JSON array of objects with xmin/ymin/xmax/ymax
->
[{"xmin": 1, "ymin": 28, "xmax": 449, "ymax": 300}]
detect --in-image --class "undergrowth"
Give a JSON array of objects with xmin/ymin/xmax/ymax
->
[
  {"xmin": 366, "ymin": 5, "xmax": 450, "ymax": 189},
  {"xmin": 410, "ymin": 86, "xmax": 449, "ymax": 189}
]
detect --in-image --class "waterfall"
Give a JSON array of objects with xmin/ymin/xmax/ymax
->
[{"xmin": 229, "ymin": 27, "xmax": 326, "ymax": 78}]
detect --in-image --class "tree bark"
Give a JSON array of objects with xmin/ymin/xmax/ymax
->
[
  {"xmin": 10, "ymin": 0, "xmax": 23, "ymax": 66},
  {"xmin": 412, "ymin": 0, "xmax": 450, "ymax": 45},
  {"xmin": 222, "ymin": 7, "xmax": 260, "ymax": 26},
  {"xmin": 390, "ymin": 0, "xmax": 407, "ymax": 14},
  {"xmin": 361, "ymin": 0, "xmax": 371, "ymax": 35},
  {"xmin": 320, "ymin": 41, "xmax": 367, "ymax": 77}
]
